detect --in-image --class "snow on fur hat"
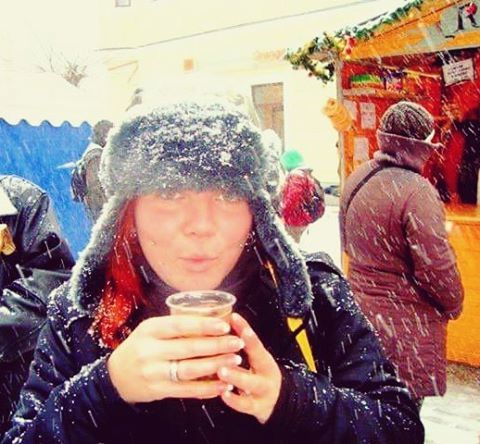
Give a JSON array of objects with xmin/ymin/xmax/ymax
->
[{"xmin": 70, "ymin": 98, "xmax": 312, "ymax": 318}]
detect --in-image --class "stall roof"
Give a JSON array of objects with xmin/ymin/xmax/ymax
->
[
  {"xmin": 0, "ymin": 71, "xmax": 106, "ymax": 126},
  {"xmin": 287, "ymin": 0, "xmax": 480, "ymax": 81}
]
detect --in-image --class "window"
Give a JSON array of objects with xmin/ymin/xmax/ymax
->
[
  {"xmin": 251, "ymin": 83, "xmax": 285, "ymax": 148},
  {"xmin": 115, "ymin": 0, "xmax": 131, "ymax": 6}
]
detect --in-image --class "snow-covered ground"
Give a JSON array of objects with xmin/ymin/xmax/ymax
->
[
  {"xmin": 422, "ymin": 377, "xmax": 480, "ymax": 444},
  {"xmin": 300, "ymin": 202, "xmax": 480, "ymax": 443}
]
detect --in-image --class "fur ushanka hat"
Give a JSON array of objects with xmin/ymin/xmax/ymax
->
[{"xmin": 70, "ymin": 98, "xmax": 312, "ymax": 318}]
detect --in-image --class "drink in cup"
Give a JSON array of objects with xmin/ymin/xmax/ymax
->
[
  {"xmin": 165, "ymin": 290, "xmax": 237, "ymax": 381},
  {"xmin": 165, "ymin": 290, "xmax": 236, "ymax": 320}
]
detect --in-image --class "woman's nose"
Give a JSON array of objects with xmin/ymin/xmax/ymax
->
[{"xmin": 184, "ymin": 198, "xmax": 216, "ymax": 237}]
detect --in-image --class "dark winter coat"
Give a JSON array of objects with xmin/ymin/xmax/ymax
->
[
  {"xmin": 0, "ymin": 176, "xmax": 75, "ymax": 435},
  {"xmin": 3, "ymin": 252, "xmax": 423, "ymax": 444},
  {"xmin": 340, "ymin": 132, "xmax": 464, "ymax": 399}
]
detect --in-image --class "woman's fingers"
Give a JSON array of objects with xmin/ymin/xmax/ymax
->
[
  {"xmin": 136, "ymin": 316, "xmax": 245, "ymax": 360},
  {"xmin": 108, "ymin": 314, "xmax": 241, "ymax": 403},
  {"xmin": 218, "ymin": 364, "xmax": 281, "ymax": 424},
  {"xmin": 152, "ymin": 380, "xmax": 231, "ymax": 400},
  {"xmin": 230, "ymin": 313, "xmax": 276, "ymax": 374},
  {"xmin": 179, "ymin": 354, "xmax": 242, "ymax": 381},
  {"xmin": 143, "ymin": 354, "xmax": 243, "ymax": 382},
  {"xmin": 155, "ymin": 335, "xmax": 244, "ymax": 360},
  {"xmin": 219, "ymin": 314, "xmax": 283, "ymax": 423},
  {"xmin": 221, "ymin": 389, "xmax": 255, "ymax": 415},
  {"xmin": 139, "ymin": 315, "xmax": 231, "ymax": 339},
  {"xmin": 217, "ymin": 366, "xmax": 266, "ymax": 396}
]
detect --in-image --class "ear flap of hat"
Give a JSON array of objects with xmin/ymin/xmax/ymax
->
[
  {"xmin": 69, "ymin": 195, "xmax": 126, "ymax": 312},
  {"xmin": 251, "ymin": 191, "xmax": 313, "ymax": 317},
  {"xmin": 71, "ymin": 191, "xmax": 313, "ymax": 318}
]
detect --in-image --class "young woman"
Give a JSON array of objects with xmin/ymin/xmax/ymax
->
[{"xmin": 4, "ymin": 98, "xmax": 423, "ymax": 443}]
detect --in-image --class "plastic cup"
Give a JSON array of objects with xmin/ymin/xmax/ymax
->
[
  {"xmin": 166, "ymin": 290, "xmax": 237, "ymax": 381},
  {"xmin": 166, "ymin": 290, "xmax": 236, "ymax": 320}
]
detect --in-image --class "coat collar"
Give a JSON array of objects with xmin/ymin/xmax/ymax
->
[{"xmin": 375, "ymin": 131, "xmax": 442, "ymax": 173}]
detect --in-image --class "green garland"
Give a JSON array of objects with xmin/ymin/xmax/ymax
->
[{"xmin": 285, "ymin": 0, "xmax": 427, "ymax": 82}]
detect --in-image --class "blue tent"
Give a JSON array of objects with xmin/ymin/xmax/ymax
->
[{"xmin": 1, "ymin": 118, "xmax": 92, "ymax": 256}]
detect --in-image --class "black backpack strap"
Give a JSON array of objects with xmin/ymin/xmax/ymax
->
[
  {"xmin": 344, "ymin": 165, "xmax": 390, "ymax": 217},
  {"xmin": 344, "ymin": 162, "xmax": 420, "ymax": 217},
  {"xmin": 342, "ymin": 163, "xmax": 396, "ymax": 249},
  {"xmin": 342, "ymin": 162, "xmax": 420, "ymax": 248}
]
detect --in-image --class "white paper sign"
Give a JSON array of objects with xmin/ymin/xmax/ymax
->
[
  {"xmin": 443, "ymin": 59, "xmax": 474, "ymax": 86},
  {"xmin": 344, "ymin": 100, "xmax": 358, "ymax": 121},
  {"xmin": 353, "ymin": 137, "xmax": 370, "ymax": 162},
  {"xmin": 360, "ymin": 102, "xmax": 376, "ymax": 129}
]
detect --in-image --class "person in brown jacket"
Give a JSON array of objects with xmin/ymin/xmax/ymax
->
[{"xmin": 340, "ymin": 101, "xmax": 464, "ymax": 407}]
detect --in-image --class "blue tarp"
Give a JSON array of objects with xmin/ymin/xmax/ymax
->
[{"xmin": 0, "ymin": 118, "xmax": 92, "ymax": 257}]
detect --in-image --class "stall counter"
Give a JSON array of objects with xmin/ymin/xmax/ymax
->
[{"xmin": 445, "ymin": 204, "xmax": 480, "ymax": 366}]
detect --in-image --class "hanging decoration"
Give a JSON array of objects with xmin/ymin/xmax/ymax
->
[
  {"xmin": 384, "ymin": 70, "xmax": 405, "ymax": 91},
  {"xmin": 286, "ymin": 33, "xmax": 340, "ymax": 83},
  {"xmin": 285, "ymin": 0, "xmax": 427, "ymax": 81},
  {"xmin": 322, "ymin": 98, "xmax": 353, "ymax": 132},
  {"xmin": 342, "ymin": 35, "xmax": 357, "ymax": 59},
  {"xmin": 350, "ymin": 74, "xmax": 384, "ymax": 89}
]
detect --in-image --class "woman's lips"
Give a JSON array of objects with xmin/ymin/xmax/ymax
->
[{"xmin": 180, "ymin": 257, "xmax": 217, "ymax": 272}]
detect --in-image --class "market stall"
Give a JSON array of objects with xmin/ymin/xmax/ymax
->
[
  {"xmin": 0, "ymin": 72, "xmax": 103, "ymax": 255},
  {"xmin": 287, "ymin": 0, "xmax": 480, "ymax": 366}
]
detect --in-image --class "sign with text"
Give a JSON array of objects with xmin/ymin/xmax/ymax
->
[
  {"xmin": 360, "ymin": 102, "xmax": 376, "ymax": 129},
  {"xmin": 442, "ymin": 59, "xmax": 475, "ymax": 86}
]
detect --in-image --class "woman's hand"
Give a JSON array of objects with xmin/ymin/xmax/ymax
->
[
  {"xmin": 218, "ymin": 313, "xmax": 282, "ymax": 424},
  {"xmin": 107, "ymin": 315, "xmax": 245, "ymax": 404}
]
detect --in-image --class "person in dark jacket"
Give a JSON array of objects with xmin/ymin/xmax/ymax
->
[
  {"xmin": 4, "ymin": 98, "xmax": 423, "ymax": 444},
  {"xmin": 0, "ymin": 175, "xmax": 74, "ymax": 436},
  {"xmin": 340, "ymin": 101, "xmax": 464, "ymax": 406},
  {"xmin": 71, "ymin": 120, "xmax": 113, "ymax": 222}
]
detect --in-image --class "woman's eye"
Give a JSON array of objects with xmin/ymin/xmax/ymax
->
[
  {"xmin": 216, "ymin": 193, "xmax": 242, "ymax": 203},
  {"xmin": 158, "ymin": 191, "xmax": 183, "ymax": 200}
]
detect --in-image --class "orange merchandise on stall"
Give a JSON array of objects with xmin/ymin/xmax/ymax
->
[{"xmin": 288, "ymin": 0, "xmax": 480, "ymax": 366}]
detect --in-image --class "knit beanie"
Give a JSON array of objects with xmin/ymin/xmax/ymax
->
[
  {"xmin": 376, "ymin": 101, "xmax": 442, "ymax": 164},
  {"xmin": 70, "ymin": 98, "xmax": 313, "ymax": 318},
  {"xmin": 379, "ymin": 101, "xmax": 434, "ymax": 140},
  {"xmin": 280, "ymin": 149, "xmax": 305, "ymax": 172}
]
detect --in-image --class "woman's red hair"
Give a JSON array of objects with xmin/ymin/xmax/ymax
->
[{"xmin": 92, "ymin": 202, "xmax": 147, "ymax": 348}]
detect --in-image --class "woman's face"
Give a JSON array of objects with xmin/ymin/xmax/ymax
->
[{"xmin": 134, "ymin": 189, "xmax": 253, "ymax": 291}]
